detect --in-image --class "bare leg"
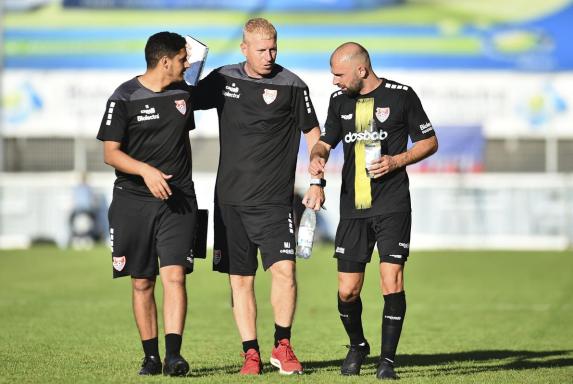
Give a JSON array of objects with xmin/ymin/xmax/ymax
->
[
  {"xmin": 379, "ymin": 262, "xmax": 404, "ymax": 295},
  {"xmin": 338, "ymin": 272, "xmax": 365, "ymax": 302},
  {"xmin": 229, "ymin": 274, "xmax": 257, "ymax": 341},
  {"xmin": 160, "ymin": 265, "xmax": 187, "ymax": 335},
  {"xmin": 132, "ymin": 277, "xmax": 158, "ymax": 340},
  {"xmin": 269, "ymin": 260, "xmax": 297, "ymax": 327}
]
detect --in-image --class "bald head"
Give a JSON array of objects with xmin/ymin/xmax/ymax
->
[
  {"xmin": 331, "ymin": 42, "xmax": 371, "ymax": 68},
  {"xmin": 330, "ymin": 42, "xmax": 380, "ymax": 97}
]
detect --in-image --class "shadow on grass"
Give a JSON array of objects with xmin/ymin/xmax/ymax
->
[
  {"xmin": 302, "ymin": 349, "xmax": 573, "ymax": 376},
  {"xmin": 185, "ymin": 349, "xmax": 573, "ymax": 377}
]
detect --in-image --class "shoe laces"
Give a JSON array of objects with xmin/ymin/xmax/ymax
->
[
  {"xmin": 241, "ymin": 349, "xmax": 260, "ymax": 362},
  {"xmin": 277, "ymin": 340, "xmax": 298, "ymax": 362},
  {"xmin": 141, "ymin": 356, "xmax": 157, "ymax": 367}
]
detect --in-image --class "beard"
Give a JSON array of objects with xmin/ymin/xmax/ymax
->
[{"xmin": 342, "ymin": 77, "xmax": 363, "ymax": 98}]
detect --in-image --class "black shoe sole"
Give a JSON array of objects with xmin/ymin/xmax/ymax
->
[
  {"xmin": 163, "ymin": 361, "xmax": 189, "ymax": 377},
  {"xmin": 341, "ymin": 370, "xmax": 360, "ymax": 376}
]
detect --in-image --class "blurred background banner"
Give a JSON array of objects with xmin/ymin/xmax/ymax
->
[
  {"xmin": 61, "ymin": 0, "xmax": 400, "ymax": 10},
  {"xmin": 1, "ymin": 0, "xmax": 573, "ymax": 249}
]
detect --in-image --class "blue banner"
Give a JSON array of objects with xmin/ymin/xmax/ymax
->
[{"xmin": 62, "ymin": 0, "xmax": 399, "ymax": 10}]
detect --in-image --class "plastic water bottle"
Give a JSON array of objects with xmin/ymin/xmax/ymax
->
[
  {"xmin": 364, "ymin": 119, "xmax": 382, "ymax": 178},
  {"xmin": 296, "ymin": 208, "xmax": 316, "ymax": 259}
]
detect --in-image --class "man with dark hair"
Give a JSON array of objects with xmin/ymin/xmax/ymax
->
[
  {"xmin": 97, "ymin": 31, "xmax": 197, "ymax": 377},
  {"xmin": 192, "ymin": 18, "xmax": 322, "ymax": 375},
  {"xmin": 304, "ymin": 42, "xmax": 438, "ymax": 380}
]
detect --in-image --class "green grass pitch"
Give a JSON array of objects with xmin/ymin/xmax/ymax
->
[{"xmin": 1, "ymin": 245, "xmax": 572, "ymax": 383}]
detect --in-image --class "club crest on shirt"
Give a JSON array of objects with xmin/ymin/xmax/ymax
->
[
  {"xmin": 112, "ymin": 256, "xmax": 126, "ymax": 271},
  {"xmin": 375, "ymin": 107, "xmax": 390, "ymax": 123},
  {"xmin": 263, "ymin": 89, "xmax": 277, "ymax": 104},
  {"xmin": 174, "ymin": 99, "xmax": 186, "ymax": 115}
]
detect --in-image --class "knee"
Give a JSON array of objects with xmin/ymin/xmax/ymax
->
[
  {"xmin": 271, "ymin": 261, "xmax": 296, "ymax": 284},
  {"xmin": 230, "ymin": 275, "xmax": 254, "ymax": 291},
  {"xmin": 381, "ymin": 279, "xmax": 403, "ymax": 295},
  {"xmin": 132, "ymin": 278, "xmax": 155, "ymax": 294},
  {"xmin": 162, "ymin": 267, "xmax": 186, "ymax": 286},
  {"xmin": 338, "ymin": 287, "xmax": 361, "ymax": 303}
]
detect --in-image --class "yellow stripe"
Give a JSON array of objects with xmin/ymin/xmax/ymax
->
[{"xmin": 354, "ymin": 98, "xmax": 374, "ymax": 209}]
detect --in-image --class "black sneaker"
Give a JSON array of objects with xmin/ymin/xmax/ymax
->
[
  {"xmin": 376, "ymin": 359, "xmax": 399, "ymax": 380},
  {"xmin": 138, "ymin": 355, "xmax": 162, "ymax": 375},
  {"xmin": 163, "ymin": 355, "xmax": 190, "ymax": 377},
  {"xmin": 341, "ymin": 342, "xmax": 370, "ymax": 375}
]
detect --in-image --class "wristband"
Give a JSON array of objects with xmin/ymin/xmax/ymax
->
[{"xmin": 310, "ymin": 178, "xmax": 326, "ymax": 187}]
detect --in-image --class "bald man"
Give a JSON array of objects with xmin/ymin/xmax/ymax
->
[
  {"xmin": 192, "ymin": 18, "xmax": 321, "ymax": 375},
  {"xmin": 304, "ymin": 42, "xmax": 438, "ymax": 379}
]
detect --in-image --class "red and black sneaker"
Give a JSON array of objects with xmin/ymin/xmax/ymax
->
[
  {"xmin": 240, "ymin": 348, "xmax": 263, "ymax": 375},
  {"xmin": 270, "ymin": 339, "xmax": 303, "ymax": 375}
]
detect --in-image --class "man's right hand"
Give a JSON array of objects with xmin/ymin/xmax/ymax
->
[{"xmin": 139, "ymin": 164, "xmax": 173, "ymax": 200}]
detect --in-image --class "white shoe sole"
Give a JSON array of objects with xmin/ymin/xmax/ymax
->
[{"xmin": 270, "ymin": 357, "xmax": 303, "ymax": 375}]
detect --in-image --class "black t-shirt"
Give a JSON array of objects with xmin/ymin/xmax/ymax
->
[
  {"xmin": 97, "ymin": 77, "xmax": 196, "ymax": 198},
  {"xmin": 321, "ymin": 79, "xmax": 435, "ymax": 219},
  {"xmin": 193, "ymin": 63, "xmax": 319, "ymax": 206}
]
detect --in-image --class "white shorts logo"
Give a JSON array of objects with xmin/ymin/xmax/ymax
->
[
  {"xmin": 112, "ymin": 256, "xmax": 126, "ymax": 271},
  {"xmin": 263, "ymin": 89, "xmax": 277, "ymax": 104},
  {"xmin": 213, "ymin": 250, "xmax": 222, "ymax": 265},
  {"xmin": 335, "ymin": 246, "xmax": 345, "ymax": 254}
]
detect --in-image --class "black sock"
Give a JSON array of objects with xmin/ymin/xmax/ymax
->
[
  {"xmin": 242, "ymin": 339, "xmax": 260, "ymax": 353},
  {"xmin": 338, "ymin": 293, "xmax": 367, "ymax": 346},
  {"xmin": 165, "ymin": 333, "xmax": 182, "ymax": 358},
  {"xmin": 274, "ymin": 324, "xmax": 292, "ymax": 346},
  {"xmin": 381, "ymin": 291, "xmax": 406, "ymax": 365},
  {"xmin": 142, "ymin": 337, "xmax": 159, "ymax": 358}
]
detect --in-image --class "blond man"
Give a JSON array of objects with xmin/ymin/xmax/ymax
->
[{"xmin": 192, "ymin": 18, "xmax": 322, "ymax": 375}]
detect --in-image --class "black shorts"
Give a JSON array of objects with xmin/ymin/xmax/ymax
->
[
  {"xmin": 213, "ymin": 203, "xmax": 296, "ymax": 276},
  {"xmin": 108, "ymin": 188, "xmax": 198, "ymax": 279},
  {"xmin": 334, "ymin": 212, "xmax": 411, "ymax": 273}
]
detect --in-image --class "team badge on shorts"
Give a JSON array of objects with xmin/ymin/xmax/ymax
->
[
  {"xmin": 213, "ymin": 249, "xmax": 222, "ymax": 265},
  {"xmin": 112, "ymin": 256, "xmax": 126, "ymax": 271},
  {"xmin": 263, "ymin": 89, "xmax": 277, "ymax": 104},
  {"xmin": 174, "ymin": 99, "xmax": 186, "ymax": 115},
  {"xmin": 375, "ymin": 107, "xmax": 390, "ymax": 123}
]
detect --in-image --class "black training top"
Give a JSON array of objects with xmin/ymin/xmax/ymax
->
[
  {"xmin": 193, "ymin": 63, "xmax": 319, "ymax": 206},
  {"xmin": 321, "ymin": 79, "xmax": 435, "ymax": 219},
  {"xmin": 97, "ymin": 77, "xmax": 196, "ymax": 198}
]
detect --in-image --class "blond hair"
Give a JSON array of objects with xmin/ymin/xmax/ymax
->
[{"xmin": 243, "ymin": 18, "xmax": 277, "ymax": 42}]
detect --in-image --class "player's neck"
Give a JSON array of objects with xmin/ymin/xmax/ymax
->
[
  {"xmin": 359, "ymin": 76, "xmax": 383, "ymax": 95},
  {"xmin": 138, "ymin": 71, "xmax": 170, "ymax": 92}
]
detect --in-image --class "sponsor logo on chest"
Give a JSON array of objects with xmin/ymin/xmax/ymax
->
[
  {"xmin": 263, "ymin": 88, "xmax": 277, "ymax": 104},
  {"xmin": 344, "ymin": 130, "xmax": 388, "ymax": 143},
  {"xmin": 137, "ymin": 104, "xmax": 160, "ymax": 122},
  {"xmin": 223, "ymin": 83, "xmax": 241, "ymax": 99}
]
